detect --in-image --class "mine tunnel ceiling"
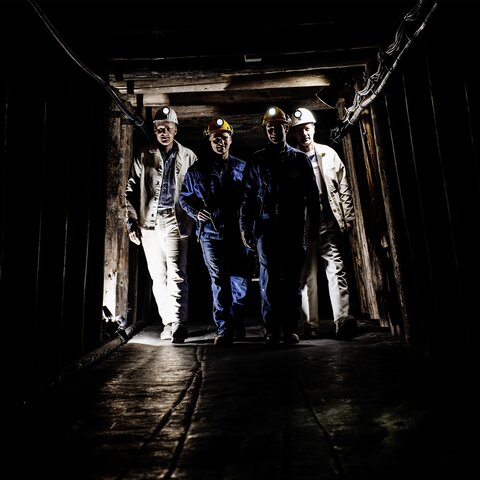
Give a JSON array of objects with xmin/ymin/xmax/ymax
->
[{"xmin": 36, "ymin": 0, "xmax": 417, "ymax": 134}]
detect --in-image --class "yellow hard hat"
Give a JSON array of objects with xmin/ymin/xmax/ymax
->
[
  {"xmin": 205, "ymin": 117, "xmax": 234, "ymax": 136},
  {"xmin": 261, "ymin": 106, "xmax": 290, "ymax": 127}
]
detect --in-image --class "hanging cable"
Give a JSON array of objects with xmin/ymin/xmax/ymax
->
[
  {"xmin": 27, "ymin": 0, "xmax": 152, "ymax": 141},
  {"xmin": 330, "ymin": 0, "xmax": 438, "ymax": 144}
]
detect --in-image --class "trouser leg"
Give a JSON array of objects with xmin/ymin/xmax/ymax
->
[
  {"xmin": 141, "ymin": 212, "xmax": 189, "ymax": 327},
  {"xmin": 141, "ymin": 227, "xmax": 169, "ymax": 324},
  {"xmin": 257, "ymin": 232, "xmax": 280, "ymax": 336},
  {"xmin": 300, "ymin": 238, "xmax": 320, "ymax": 330},
  {"xmin": 280, "ymin": 244, "xmax": 304, "ymax": 336},
  {"xmin": 201, "ymin": 238, "xmax": 232, "ymax": 336},
  {"xmin": 319, "ymin": 223, "xmax": 350, "ymax": 322},
  {"xmin": 230, "ymin": 275, "xmax": 248, "ymax": 332}
]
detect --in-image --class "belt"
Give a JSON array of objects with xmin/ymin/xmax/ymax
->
[{"xmin": 157, "ymin": 207, "xmax": 174, "ymax": 216}]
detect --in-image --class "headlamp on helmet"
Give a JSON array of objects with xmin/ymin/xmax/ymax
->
[
  {"xmin": 153, "ymin": 106, "xmax": 178, "ymax": 125},
  {"xmin": 261, "ymin": 106, "xmax": 290, "ymax": 127},
  {"xmin": 290, "ymin": 107, "xmax": 316, "ymax": 127},
  {"xmin": 205, "ymin": 117, "xmax": 234, "ymax": 137}
]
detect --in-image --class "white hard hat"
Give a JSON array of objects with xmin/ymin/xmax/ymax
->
[
  {"xmin": 153, "ymin": 106, "xmax": 178, "ymax": 125},
  {"xmin": 291, "ymin": 107, "xmax": 316, "ymax": 127}
]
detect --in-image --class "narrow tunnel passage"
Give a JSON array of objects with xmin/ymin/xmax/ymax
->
[{"xmin": 9, "ymin": 319, "xmax": 475, "ymax": 480}]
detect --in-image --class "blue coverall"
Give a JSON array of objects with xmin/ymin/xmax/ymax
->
[
  {"xmin": 240, "ymin": 143, "xmax": 320, "ymax": 339},
  {"xmin": 180, "ymin": 154, "xmax": 252, "ymax": 337}
]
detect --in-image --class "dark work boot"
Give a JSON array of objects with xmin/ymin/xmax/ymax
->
[
  {"xmin": 335, "ymin": 316, "xmax": 357, "ymax": 340},
  {"xmin": 171, "ymin": 323, "xmax": 188, "ymax": 344}
]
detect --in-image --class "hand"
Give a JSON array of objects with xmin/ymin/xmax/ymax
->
[
  {"xmin": 241, "ymin": 230, "xmax": 256, "ymax": 250},
  {"xmin": 126, "ymin": 219, "xmax": 142, "ymax": 245},
  {"xmin": 198, "ymin": 209, "xmax": 218, "ymax": 231},
  {"xmin": 128, "ymin": 225, "xmax": 142, "ymax": 245},
  {"xmin": 197, "ymin": 209, "xmax": 213, "ymax": 223},
  {"xmin": 128, "ymin": 230, "xmax": 142, "ymax": 245}
]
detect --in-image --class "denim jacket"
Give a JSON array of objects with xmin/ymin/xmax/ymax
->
[
  {"xmin": 179, "ymin": 154, "xmax": 247, "ymax": 240},
  {"xmin": 124, "ymin": 140, "xmax": 198, "ymax": 237},
  {"xmin": 240, "ymin": 143, "xmax": 320, "ymax": 243}
]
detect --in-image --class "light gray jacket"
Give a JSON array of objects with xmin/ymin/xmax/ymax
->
[
  {"xmin": 304, "ymin": 142, "xmax": 355, "ymax": 232},
  {"xmin": 124, "ymin": 140, "xmax": 198, "ymax": 237}
]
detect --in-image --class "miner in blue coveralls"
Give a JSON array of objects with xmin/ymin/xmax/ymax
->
[
  {"xmin": 240, "ymin": 106, "xmax": 320, "ymax": 345},
  {"xmin": 179, "ymin": 118, "xmax": 253, "ymax": 345}
]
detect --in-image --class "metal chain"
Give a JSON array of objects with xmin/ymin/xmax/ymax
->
[{"xmin": 330, "ymin": 0, "xmax": 438, "ymax": 144}]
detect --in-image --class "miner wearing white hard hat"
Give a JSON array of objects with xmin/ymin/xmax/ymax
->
[
  {"xmin": 124, "ymin": 106, "xmax": 198, "ymax": 344},
  {"xmin": 180, "ymin": 117, "xmax": 253, "ymax": 345},
  {"xmin": 290, "ymin": 107, "xmax": 357, "ymax": 340}
]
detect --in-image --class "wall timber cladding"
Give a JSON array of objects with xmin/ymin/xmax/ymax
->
[{"xmin": 104, "ymin": 106, "xmax": 134, "ymax": 324}]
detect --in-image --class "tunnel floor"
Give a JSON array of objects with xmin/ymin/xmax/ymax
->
[{"xmin": 9, "ymin": 317, "xmax": 475, "ymax": 479}]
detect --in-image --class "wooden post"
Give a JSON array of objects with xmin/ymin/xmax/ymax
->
[
  {"xmin": 103, "ymin": 103, "xmax": 134, "ymax": 324},
  {"xmin": 339, "ymin": 100, "xmax": 382, "ymax": 323}
]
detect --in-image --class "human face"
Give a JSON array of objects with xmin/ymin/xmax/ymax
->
[
  {"xmin": 154, "ymin": 121, "xmax": 177, "ymax": 147},
  {"xmin": 209, "ymin": 132, "xmax": 232, "ymax": 158},
  {"xmin": 265, "ymin": 121, "xmax": 288, "ymax": 146},
  {"xmin": 293, "ymin": 123, "xmax": 315, "ymax": 151}
]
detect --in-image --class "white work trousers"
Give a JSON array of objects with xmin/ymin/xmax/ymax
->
[
  {"xmin": 141, "ymin": 209, "xmax": 189, "ymax": 327},
  {"xmin": 301, "ymin": 219, "xmax": 350, "ymax": 327}
]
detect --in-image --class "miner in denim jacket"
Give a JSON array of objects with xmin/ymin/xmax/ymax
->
[
  {"xmin": 240, "ymin": 106, "xmax": 320, "ymax": 345},
  {"xmin": 180, "ymin": 118, "xmax": 253, "ymax": 345},
  {"xmin": 124, "ymin": 107, "xmax": 197, "ymax": 344}
]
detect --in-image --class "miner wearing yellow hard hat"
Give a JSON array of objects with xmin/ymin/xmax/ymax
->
[
  {"xmin": 180, "ymin": 117, "xmax": 253, "ymax": 345},
  {"xmin": 239, "ymin": 106, "xmax": 321, "ymax": 345}
]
